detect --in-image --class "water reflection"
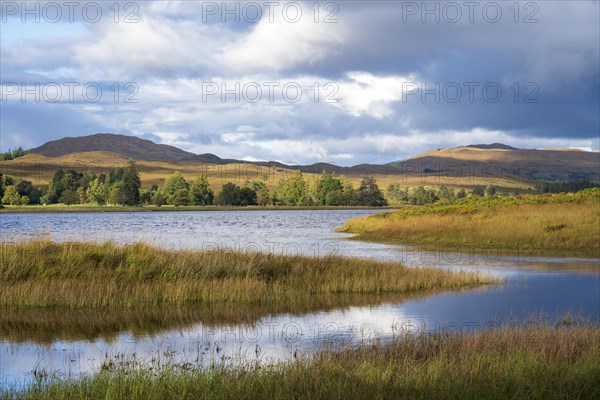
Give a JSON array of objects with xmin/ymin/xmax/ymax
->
[{"xmin": 0, "ymin": 210, "xmax": 599, "ymax": 390}]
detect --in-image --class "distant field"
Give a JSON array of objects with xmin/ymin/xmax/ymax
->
[
  {"xmin": 0, "ymin": 152, "xmax": 533, "ymax": 192},
  {"xmin": 338, "ymin": 189, "xmax": 600, "ymax": 256}
]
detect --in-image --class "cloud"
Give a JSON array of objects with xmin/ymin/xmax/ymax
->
[
  {"xmin": 334, "ymin": 72, "xmax": 418, "ymax": 118},
  {"xmin": 218, "ymin": 6, "xmax": 346, "ymax": 73},
  {"xmin": 1, "ymin": 0, "xmax": 598, "ymax": 165}
]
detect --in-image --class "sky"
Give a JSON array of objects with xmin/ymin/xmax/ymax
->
[{"xmin": 1, "ymin": 0, "xmax": 599, "ymax": 165}]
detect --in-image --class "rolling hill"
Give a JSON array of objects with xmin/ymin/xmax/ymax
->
[
  {"xmin": 1, "ymin": 133, "xmax": 597, "ymax": 190},
  {"xmin": 393, "ymin": 145, "xmax": 600, "ymax": 182},
  {"xmin": 28, "ymin": 133, "xmax": 223, "ymax": 163}
]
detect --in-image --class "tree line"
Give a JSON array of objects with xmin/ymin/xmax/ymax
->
[
  {"xmin": 534, "ymin": 180, "xmax": 599, "ymax": 194},
  {"xmin": 148, "ymin": 169, "xmax": 387, "ymax": 207},
  {"xmin": 386, "ymin": 183, "xmax": 503, "ymax": 205},
  {"xmin": 0, "ymin": 163, "xmax": 388, "ymax": 207},
  {"xmin": 3, "ymin": 161, "xmax": 598, "ymax": 208},
  {"xmin": 0, "ymin": 147, "xmax": 25, "ymax": 161}
]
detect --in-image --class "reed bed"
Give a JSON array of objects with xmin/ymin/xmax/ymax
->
[
  {"xmin": 7, "ymin": 324, "xmax": 599, "ymax": 400},
  {"xmin": 338, "ymin": 190, "xmax": 600, "ymax": 255},
  {"xmin": 0, "ymin": 241, "xmax": 492, "ymax": 309}
]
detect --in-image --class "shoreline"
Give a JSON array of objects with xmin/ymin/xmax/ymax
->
[
  {"xmin": 0, "ymin": 205, "xmax": 399, "ymax": 214},
  {"xmin": 337, "ymin": 190, "xmax": 600, "ymax": 258}
]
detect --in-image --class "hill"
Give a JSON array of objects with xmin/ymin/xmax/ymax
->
[
  {"xmin": 1, "ymin": 134, "xmax": 597, "ymax": 191},
  {"xmin": 389, "ymin": 145, "xmax": 600, "ymax": 182},
  {"xmin": 27, "ymin": 133, "xmax": 223, "ymax": 163}
]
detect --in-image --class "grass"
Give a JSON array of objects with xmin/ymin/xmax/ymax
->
[
  {"xmin": 0, "ymin": 241, "xmax": 492, "ymax": 309},
  {"xmin": 337, "ymin": 189, "xmax": 600, "ymax": 256},
  {"xmin": 0, "ymin": 151, "xmax": 533, "ymax": 191},
  {"xmin": 5, "ymin": 323, "xmax": 599, "ymax": 399}
]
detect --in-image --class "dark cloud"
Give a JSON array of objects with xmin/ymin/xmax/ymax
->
[{"xmin": 1, "ymin": 1, "xmax": 598, "ymax": 164}]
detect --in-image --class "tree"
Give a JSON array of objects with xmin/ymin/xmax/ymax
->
[
  {"xmin": 171, "ymin": 188, "xmax": 190, "ymax": 206},
  {"xmin": 245, "ymin": 179, "xmax": 267, "ymax": 193},
  {"xmin": 341, "ymin": 182, "xmax": 357, "ymax": 206},
  {"xmin": 140, "ymin": 188, "xmax": 155, "ymax": 205},
  {"xmin": 314, "ymin": 170, "xmax": 343, "ymax": 206},
  {"xmin": 357, "ymin": 176, "xmax": 387, "ymax": 206},
  {"xmin": 456, "ymin": 188, "xmax": 467, "ymax": 199},
  {"xmin": 0, "ymin": 174, "xmax": 13, "ymax": 200},
  {"xmin": 215, "ymin": 183, "xmax": 242, "ymax": 205},
  {"xmin": 485, "ymin": 185, "xmax": 496, "ymax": 197},
  {"xmin": 411, "ymin": 186, "xmax": 438, "ymax": 205},
  {"xmin": 189, "ymin": 176, "xmax": 214, "ymax": 205},
  {"xmin": 152, "ymin": 190, "xmax": 167, "ymax": 207},
  {"xmin": 86, "ymin": 178, "xmax": 109, "ymax": 205},
  {"xmin": 12, "ymin": 180, "xmax": 40, "ymax": 204},
  {"xmin": 0, "ymin": 147, "xmax": 24, "ymax": 161},
  {"xmin": 438, "ymin": 185, "xmax": 454, "ymax": 200},
  {"xmin": 325, "ymin": 189, "xmax": 344, "ymax": 206},
  {"xmin": 240, "ymin": 187, "xmax": 257, "ymax": 206},
  {"xmin": 2, "ymin": 185, "xmax": 27, "ymax": 205},
  {"xmin": 121, "ymin": 159, "xmax": 141, "ymax": 205},
  {"xmin": 77, "ymin": 187, "xmax": 88, "ymax": 204},
  {"xmin": 256, "ymin": 187, "xmax": 271, "ymax": 206},
  {"xmin": 472, "ymin": 185, "xmax": 485, "ymax": 197},
  {"xmin": 44, "ymin": 169, "xmax": 88, "ymax": 204},
  {"xmin": 107, "ymin": 168, "xmax": 125, "ymax": 184},
  {"xmin": 59, "ymin": 189, "xmax": 79, "ymax": 206},
  {"xmin": 280, "ymin": 170, "xmax": 309, "ymax": 206},
  {"xmin": 107, "ymin": 182, "xmax": 126, "ymax": 205},
  {"xmin": 163, "ymin": 171, "xmax": 188, "ymax": 204},
  {"xmin": 386, "ymin": 183, "xmax": 409, "ymax": 204}
]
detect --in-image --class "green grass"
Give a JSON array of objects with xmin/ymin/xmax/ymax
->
[
  {"xmin": 6, "ymin": 324, "xmax": 599, "ymax": 400},
  {"xmin": 337, "ymin": 189, "xmax": 600, "ymax": 256},
  {"xmin": 0, "ymin": 241, "xmax": 492, "ymax": 309}
]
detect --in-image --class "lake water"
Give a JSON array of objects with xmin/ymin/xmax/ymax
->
[{"xmin": 1, "ymin": 210, "xmax": 599, "ymax": 390}]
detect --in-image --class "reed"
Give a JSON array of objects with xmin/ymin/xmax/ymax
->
[
  {"xmin": 337, "ymin": 189, "xmax": 600, "ymax": 255},
  {"xmin": 6, "ymin": 323, "xmax": 599, "ymax": 400},
  {"xmin": 0, "ymin": 241, "xmax": 492, "ymax": 309}
]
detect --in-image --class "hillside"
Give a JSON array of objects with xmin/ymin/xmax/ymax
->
[
  {"xmin": 27, "ymin": 133, "xmax": 222, "ymax": 163},
  {"xmin": 390, "ymin": 145, "xmax": 600, "ymax": 182},
  {"xmin": 1, "ymin": 134, "xmax": 597, "ymax": 191}
]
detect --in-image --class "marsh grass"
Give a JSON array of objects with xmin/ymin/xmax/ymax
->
[
  {"xmin": 0, "ymin": 241, "xmax": 492, "ymax": 309},
  {"xmin": 337, "ymin": 189, "xmax": 600, "ymax": 255},
  {"xmin": 7, "ymin": 324, "xmax": 600, "ymax": 400}
]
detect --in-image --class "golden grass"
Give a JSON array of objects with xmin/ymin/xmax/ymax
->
[
  {"xmin": 0, "ymin": 241, "xmax": 492, "ymax": 309},
  {"xmin": 0, "ymin": 151, "xmax": 532, "ymax": 191},
  {"xmin": 7, "ymin": 323, "xmax": 600, "ymax": 399},
  {"xmin": 338, "ymin": 190, "xmax": 600, "ymax": 255}
]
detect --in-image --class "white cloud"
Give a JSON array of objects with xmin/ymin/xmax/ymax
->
[
  {"xmin": 221, "ymin": 132, "xmax": 255, "ymax": 143},
  {"xmin": 72, "ymin": 16, "xmax": 231, "ymax": 80},
  {"xmin": 152, "ymin": 131, "xmax": 190, "ymax": 146},
  {"xmin": 218, "ymin": 6, "xmax": 346, "ymax": 73},
  {"xmin": 333, "ymin": 72, "xmax": 418, "ymax": 118}
]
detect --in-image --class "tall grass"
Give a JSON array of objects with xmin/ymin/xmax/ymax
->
[
  {"xmin": 338, "ymin": 189, "xmax": 600, "ymax": 255},
  {"xmin": 7, "ymin": 324, "xmax": 599, "ymax": 400},
  {"xmin": 0, "ymin": 241, "xmax": 492, "ymax": 309}
]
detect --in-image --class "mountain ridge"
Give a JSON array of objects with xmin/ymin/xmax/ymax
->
[{"xmin": 23, "ymin": 133, "xmax": 600, "ymax": 182}]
